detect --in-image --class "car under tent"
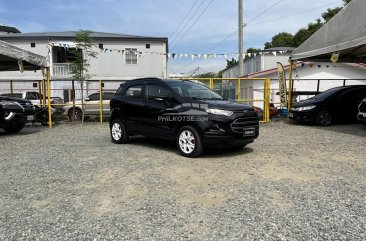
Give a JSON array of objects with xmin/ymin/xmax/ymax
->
[{"xmin": 0, "ymin": 39, "xmax": 53, "ymax": 127}]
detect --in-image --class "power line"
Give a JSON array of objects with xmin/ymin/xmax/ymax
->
[
  {"xmin": 170, "ymin": 0, "xmax": 215, "ymax": 51},
  {"xmin": 246, "ymin": 0, "xmax": 284, "ymax": 25},
  {"xmin": 169, "ymin": 0, "xmax": 200, "ymax": 39},
  {"xmin": 205, "ymin": 0, "xmax": 284, "ymax": 54},
  {"xmin": 208, "ymin": 0, "xmax": 342, "ymax": 54},
  {"xmin": 248, "ymin": 1, "xmax": 342, "ymax": 26},
  {"xmin": 170, "ymin": 0, "xmax": 207, "ymax": 46}
]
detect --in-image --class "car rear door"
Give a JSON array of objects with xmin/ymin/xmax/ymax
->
[{"xmin": 143, "ymin": 83, "xmax": 173, "ymax": 138}]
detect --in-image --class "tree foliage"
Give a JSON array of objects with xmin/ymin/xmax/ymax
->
[
  {"xmin": 264, "ymin": 32, "xmax": 293, "ymax": 49},
  {"xmin": 226, "ymin": 58, "xmax": 238, "ymax": 68},
  {"xmin": 259, "ymin": 0, "xmax": 352, "ymax": 49},
  {"xmin": 71, "ymin": 30, "xmax": 98, "ymax": 122}
]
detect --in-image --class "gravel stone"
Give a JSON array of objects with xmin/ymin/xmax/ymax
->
[{"xmin": 0, "ymin": 121, "xmax": 365, "ymax": 240}]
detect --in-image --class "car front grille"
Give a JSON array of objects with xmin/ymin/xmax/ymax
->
[{"xmin": 230, "ymin": 117, "xmax": 259, "ymax": 133}]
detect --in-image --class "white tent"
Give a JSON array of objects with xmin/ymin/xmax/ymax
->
[
  {"xmin": 291, "ymin": 0, "xmax": 366, "ymax": 63},
  {"xmin": 0, "ymin": 40, "xmax": 49, "ymax": 71}
]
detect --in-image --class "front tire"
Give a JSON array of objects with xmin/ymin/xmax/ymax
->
[
  {"xmin": 68, "ymin": 108, "xmax": 82, "ymax": 121},
  {"xmin": 316, "ymin": 111, "xmax": 332, "ymax": 126},
  {"xmin": 3, "ymin": 123, "xmax": 25, "ymax": 133},
  {"xmin": 176, "ymin": 126, "xmax": 203, "ymax": 157},
  {"xmin": 110, "ymin": 119, "xmax": 128, "ymax": 144}
]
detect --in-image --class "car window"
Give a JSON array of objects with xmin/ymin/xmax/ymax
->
[
  {"xmin": 103, "ymin": 93, "xmax": 115, "ymax": 100},
  {"xmin": 26, "ymin": 92, "xmax": 38, "ymax": 100},
  {"xmin": 124, "ymin": 85, "xmax": 143, "ymax": 98},
  {"xmin": 88, "ymin": 93, "xmax": 99, "ymax": 101},
  {"xmin": 145, "ymin": 85, "xmax": 168, "ymax": 100}
]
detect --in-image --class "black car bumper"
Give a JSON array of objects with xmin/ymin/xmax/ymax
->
[
  {"xmin": 0, "ymin": 112, "xmax": 27, "ymax": 128},
  {"xmin": 289, "ymin": 110, "xmax": 316, "ymax": 123},
  {"xmin": 202, "ymin": 128, "xmax": 258, "ymax": 148}
]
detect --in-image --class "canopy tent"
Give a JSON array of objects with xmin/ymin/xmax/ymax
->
[
  {"xmin": 0, "ymin": 40, "xmax": 49, "ymax": 71},
  {"xmin": 291, "ymin": 0, "xmax": 366, "ymax": 63}
]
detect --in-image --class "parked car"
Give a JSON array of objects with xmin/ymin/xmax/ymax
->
[
  {"xmin": 109, "ymin": 78, "xmax": 259, "ymax": 157},
  {"xmin": 289, "ymin": 85, "xmax": 366, "ymax": 126},
  {"xmin": 0, "ymin": 95, "xmax": 35, "ymax": 133},
  {"xmin": 63, "ymin": 91, "xmax": 115, "ymax": 120},
  {"xmin": 0, "ymin": 91, "xmax": 54, "ymax": 107},
  {"xmin": 357, "ymin": 97, "xmax": 366, "ymax": 125},
  {"xmin": 253, "ymin": 103, "xmax": 279, "ymax": 120}
]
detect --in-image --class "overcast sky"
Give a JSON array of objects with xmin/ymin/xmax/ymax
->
[{"xmin": 0, "ymin": 0, "xmax": 344, "ymax": 75}]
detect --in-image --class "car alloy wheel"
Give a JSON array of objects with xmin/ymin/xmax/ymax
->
[
  {"xmin": 316, "ymin": 111, "xmax": 332, "ymax": 126},
  {"xmin": 111, "ymin": 119, "xmax": 128, "ymax": 144},
  {"xmin": 179, "ymin": 130, "xmax": 196, "ymax": 154},
  {"xmin": 176, "ymin": 126, "xmax": 203, "ymax": 157}
]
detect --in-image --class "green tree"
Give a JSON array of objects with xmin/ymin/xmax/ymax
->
[
  {"xmin": 246, "ymin": 47, "xmax": 261, "ymax": 53},
  {"xmin": 292, "ymin": 19, "xmax": 323, "ymax": 47},
  {"xmin": 322, "ymin": 7, "xmax": 342, "ymax": 22},
  {"xmin": 226, "ymin": 58, "xmax": 238, "ymax": 68},
  {"xmin": 71, "ymin": 30, "xmax": 98, "ymax": 122},
  {"xmin": 264, "ymin": 32, "xmax": 294, "ymax": 49}
]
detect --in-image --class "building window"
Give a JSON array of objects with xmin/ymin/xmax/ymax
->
[
  {"xmin": 146, "ymin": 44, "xmax": 150, "ymax": 49},
  {"xmin": 98, "ymin": 43, "xmax": 103, "ymax": 49},
  {"xmin": 33, "ymin": 83, "xmax": 38, "ymax": 88},
  {"xmin": 31, "ymin": 43, "xmax": 36, "ymax": 48},
  {"xmin": 125, "ymin": 48, "xmax": 138, "ymax": 65}
]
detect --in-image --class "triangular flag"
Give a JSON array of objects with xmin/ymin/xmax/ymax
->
[
  {"xmin": 248, "ymin": 53, "xmax": 252, "ymax": 58},
  {"xmin": 203, "ymin": 54, "xmax": 208, "ymax": 60},
  {"xmin": 272, "ymin": 51, "xmax": 277, "ymax": 56}
]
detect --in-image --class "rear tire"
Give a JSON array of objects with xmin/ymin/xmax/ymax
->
[
  {"xmin": 110, "ymin": 119, "xmax": 128, "ymax": 144},
  {"xmin": 176, "ymin": 126, "xmax": 203, "ymax": 157},
  {"xmin": 316, "ymin": 111, "xmax": 332, "ymax": 126}
]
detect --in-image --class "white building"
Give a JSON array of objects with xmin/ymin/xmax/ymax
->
[
  {"xmin": 222, "ymin": 47, "xmax": 294, "ymax": 78},
  {"xmin": 244, "ymin": 61, "xmax": 366, "ymax": 108},
  {"xmin": 0, "ymin": 31, "xmax": 168, "ymax": 100}
]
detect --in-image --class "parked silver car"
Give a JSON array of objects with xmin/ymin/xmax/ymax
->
[{"xmin": 63, "ymin": 91, "xmax": 115, "ymax": 120}]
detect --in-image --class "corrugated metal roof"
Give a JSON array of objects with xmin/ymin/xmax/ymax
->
[{"xmin": 0, "ymin": 25, "xmax": 21, "ymax": 34}]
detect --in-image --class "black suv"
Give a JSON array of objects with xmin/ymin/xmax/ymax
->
[
  {"xmin": 0, "ymin": 95, "xmax": 35, "ymax": 133},
  {"xmin": 109, "ymin": 78, "xmax": 259, "ymax": 157}
]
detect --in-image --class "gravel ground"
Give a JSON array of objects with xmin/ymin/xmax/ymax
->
[{"xmin": 0, "ymin": 121, "xmax": 365, "ymax": 241}]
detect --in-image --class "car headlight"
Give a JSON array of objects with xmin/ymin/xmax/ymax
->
[
  {"xmin": 0, "ymin": 101, "xmax": 17, "ymax": 106},
  {"xmin": 206, "ymin": 108, "xmax": 233, "ymax": 116},
  {"xmin": 297, "ymin": 105, "xmax": 316, "ymax": 111}
]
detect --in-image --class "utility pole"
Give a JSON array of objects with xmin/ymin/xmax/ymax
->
[{"xmin": 238, "ymin": 0, "xmax": 244, "ymax": 77}]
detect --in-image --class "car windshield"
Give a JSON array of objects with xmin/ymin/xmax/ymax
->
[
  {"xmin": 310, "ymin": 86, "xmax": 345, "ymax": 100},
  {"xmin": 167, "ymin": 80, "xmax": 223, "ymax": 100}
]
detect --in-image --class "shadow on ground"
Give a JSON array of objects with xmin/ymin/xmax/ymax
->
[{"xmin": 126, "ymin": 136, "xmax": 253, "ymax": 158}]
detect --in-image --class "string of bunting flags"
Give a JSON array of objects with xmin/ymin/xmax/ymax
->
[{"xmin": 48, "ymin": 41, "xmax": 293, "ymax": 61}]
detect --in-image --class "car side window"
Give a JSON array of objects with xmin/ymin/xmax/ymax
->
[
  {"xmin": 124, "ymin": 85, "xmax": 144, "ymax": 98},
  {"xmin": 103, "ymin": 93, "xmax": 114, "ymax": 100},
  {"xmin": 26, "ymin": 92, "xmax": 37, "ymax": 100},
  {"xmin": 145, "ymin": 85, "xmax": 169, "ymax": 100},
  {"xmin": 88, "ymin": 93, "xmax": 99, "ymax": 101}
]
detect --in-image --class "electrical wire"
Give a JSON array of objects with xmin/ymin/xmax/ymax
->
[
  {"xmin": 170, "ymin": 0, "xmax": 215, "ymax": 51},
  {"xmin": 170, "ymin": 0, "xmax": 207, "ymax": 46},
  {"xmin": 169, "ymin": 0, "xmax": 200, "ymax": 39}
]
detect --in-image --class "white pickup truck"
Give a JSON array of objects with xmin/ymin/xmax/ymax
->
[{"xmin": 0, "ymin": 91, "xmax": 57, "ymax": 112}]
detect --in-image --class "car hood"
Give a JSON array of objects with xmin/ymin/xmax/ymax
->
[
  {"xmin": 292, "ymin": 98, "xmax": 322, "ymax": 108},
  {"xmin": 193, "ymin": 99, "xmax": 254, "ymax": 111},
  {"xmin": 0, "ymin": 95, "xmax": 31, "ymax": 103}
]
